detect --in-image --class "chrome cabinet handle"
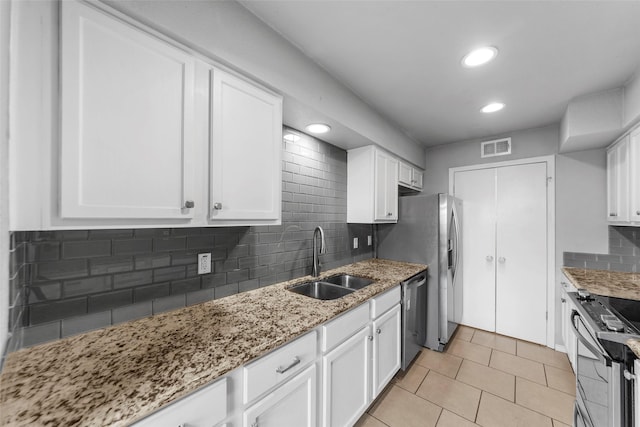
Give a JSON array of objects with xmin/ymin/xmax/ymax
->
[
  {"xmin": 486, "ymin": 255, "xmax": 494, "ymax": 262},
  {"xmin": 624, "ymin": 369, "xmax": 637, "ymax": 381},
  {"xmin": 276, "ymin": 356, "xmax": 300, "ymax": 374},
  {"xmin": 387, "ymin": 212, "xmax": 393, "ymax": 216},
  {"xmin": 610, "ymin": 213, "xmax": 617, "ymax": 217},
  {"xmin": 251, "ymin": 422, "xmax": 258, "ymax": 427},
  {"xmin": 498, "ymin": 257, "xmax": 506, "ymax": 263},
  {"xmin": 184, "ymin": 200, "xmax": 194, "ymax": 209},
  {"xmin": 636, "ymin": 211, "xmax": 640, "ymax": 216},
  {"xmin": 376, "ymin": 328, "xmax": 382, "ymax": 334},
  {"xmin": 368, "ymin": 335, "xmax": 373, "ymax": 341},
  {"xmin": 213, "ymin": 202, "xmax": 223, "ymax": 210},
  {"xmin": 561, "ymin": 298, "xmax": 566, "ymax": 303}
]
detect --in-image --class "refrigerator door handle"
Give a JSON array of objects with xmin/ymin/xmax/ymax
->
[{"xmin": 451, "ymin": 201, "xmax": 461, "ymax": 286}]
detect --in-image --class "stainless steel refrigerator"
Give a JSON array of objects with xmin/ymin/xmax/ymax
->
[{"xmin": 377, "ymin": 193, "xmax": 463, "ymax": 351}]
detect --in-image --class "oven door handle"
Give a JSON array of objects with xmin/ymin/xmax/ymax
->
[{"xmin": 570, "ymin": 310, "xmax": 607, "ymax": 364}]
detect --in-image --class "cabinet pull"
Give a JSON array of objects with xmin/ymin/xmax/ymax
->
[
  {"xmin": 213, "ymin": 202, "xmax": 223, "ymax": 210},
  {"xmin": 610, "ymin": 213, "xmax": 617, "ymax": 217},
  {"xmin": 387, "ymin": 212, "xmax": 393, "ymax": 216},
  {"xmin": 251, "ymin": 422, "xmax": 259, "ymax": 427},
  {"xmin": 637, "ymin": 211, "xmax": 640, "ymax": 216},
  {"xmin": 486, "ymin": 255, "xmax": 494, "ymax": 262},
  {"xmin": 183, "ymin": 200, "xmax": 194, "ymax": 209},
  {"xmin": 368, "ymin": 335, "xmax": 374, "ymax": 341},
  {"xmin": 498, "ymin": 257, "xmax": 506, "ymax": 263},
  {"xmin": 561, "ymin": 298, "xmax": 566, "ymax": 303},
  {"xmin": 376, "ymin": 328, "xmax": 382, "ymax": 334},
  {"xmin": 275, "ymin": 356, "xmax": 300, "ymax": 374}
]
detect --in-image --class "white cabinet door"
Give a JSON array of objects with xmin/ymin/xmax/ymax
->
[
  {"xmin": 562, "ymin": 290, "xmax": 577, "ymax": 373},
  {"xmin": 412, "ymin": 169, "xmax": 424, "ymax": 190},
  {"xmin": 454, "ymin": 168, "xmax": 497, "ymax": 332},
  {"xmin": 495, "ymin": 163, "xmax": 548, "ymax": 345},
  {"xmin": 372, "ymin": 304, "xmax": 401, "ymax": 398},
  {"xmin": 133, "ymin": 378, "xmax": 227, "ymax": 427},
  {"xmin": 60, "ymin": 0, "xmax": 196, "ymax": 219},
  {"xmin": 607, "ymin": 136, "xmax": 630, "ymax": 222},
  {"xmin": 629, "ymin": 129, "xmax": 640, "ymax": 222},
  {"xmin": 398, "ymin": 162, "xmax": 412, "ymax": 187},
  {"xmin": 210, "ymin": 69, "xmax": 282, "ymax": 224},
  {"xmin": 244, "ymin": 365, "xmax": 317, "ymax": 427},
  {"xmin": 322, "ymin": 327, "xmax": 370, "ymax": 427},
  {"xmin": 374, "ymin": 151, "xmax": 398, "ymax": 221}
]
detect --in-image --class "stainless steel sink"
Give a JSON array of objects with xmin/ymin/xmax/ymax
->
[
  {"xmin": 322, "ymin": 274, "xmax": 374, "ymax": 290},
  {"xmin": 288, "ymin": 281, "xmax": 355, "ymax": 300}
]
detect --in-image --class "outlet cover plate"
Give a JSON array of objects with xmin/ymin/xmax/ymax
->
[{"xmin": 198, "ymin": 253, "xmax": 212, "ymax": 274}]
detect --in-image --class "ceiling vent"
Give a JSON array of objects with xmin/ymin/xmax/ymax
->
[{"xmin": 481, "ymin": 137, "xmax": 511, "ymax": 158}]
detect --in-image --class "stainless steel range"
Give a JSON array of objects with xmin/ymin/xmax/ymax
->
[{"xmin": 568, "ymin": 290, "xmax": 639, "ymax": 427}]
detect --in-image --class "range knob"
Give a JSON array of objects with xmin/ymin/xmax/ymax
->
[{"xmin": 577, "ymin": 289, "xmax": 593, "ymax": 301}]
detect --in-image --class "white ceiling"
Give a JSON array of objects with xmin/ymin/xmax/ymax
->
[{"xmin": 239, "ymin": 1, "xmax": 640, "ymax": 147}]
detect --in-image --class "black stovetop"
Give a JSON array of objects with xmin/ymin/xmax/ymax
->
[{"xmin": 597, "ymin": 295, "xmax": 640, "ymax": 333}]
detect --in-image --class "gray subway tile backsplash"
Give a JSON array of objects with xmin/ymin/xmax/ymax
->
[
  {"xmin": 7, "ymin": 128, "xmax": 374, "ymax": 351},
  {"xmin": 564, "ymin": 226, "xmax": 640, "ymax": 274}
]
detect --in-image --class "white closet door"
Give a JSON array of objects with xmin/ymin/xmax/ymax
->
[
  {"xmin": 453, "ymin": 168, "xmax": 496, "ymax": 332},
  {"xmin": 495, "ymin": 162, "xmax": 548, "ymax": 344}
]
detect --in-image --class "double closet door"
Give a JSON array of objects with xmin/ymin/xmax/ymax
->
[{"xmin": 453, "ymin": 161, "xmax": 548, "ymax": 345}]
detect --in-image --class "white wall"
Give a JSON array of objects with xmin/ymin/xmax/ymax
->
[
  {"xmin": 424, "ymin": 125, "xmax": 609, "ymax": 348},
  {"xmin": 625, "ymin": 70, "xmax": 640, "ymax": 128},
  {"xmin": 0, "ymin": 0, "xmax": 11, "ymax": 359},
  {"xmin": 101, "ymin": 0, "xmax": 425, "ymax": 167},
  {"xmin": 423, "ymin": 125, "xmax": 559, "ymax": 194}
]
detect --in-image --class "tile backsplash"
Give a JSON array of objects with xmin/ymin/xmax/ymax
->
[
  {"xmin": 564, "ymin": 226, "xmax": 640, "ymax": 272},
  {"xmin": 8, "ymin": 128, "xmax": 374, "ymax": 350}
]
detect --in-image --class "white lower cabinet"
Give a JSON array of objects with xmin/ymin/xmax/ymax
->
[
  {"xmin": 560, "ymin": 278, "xmax": 578, "ymax": 373},
  {"xmin": 132, "ymin": 378, "xmax": 227, "ymax": 427},
  {"xmin": 133, "ymin": 286, "xmax": 402, "ymax": 427},
  {"xmin": 322, "ymin": 327, "xmax": 371, "ymax": 427},
  {"xmin": 635, "ymin": 359, "xmax": 639, "ymax": 427},
  {"xmin": 243, "ymin": 365, "xmax": 317, "ymax": 427},
  {"xmin": 372, "ymin": 305, "xmax": 402, "ymax": 397}
]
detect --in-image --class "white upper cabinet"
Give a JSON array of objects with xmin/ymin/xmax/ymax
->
[
  {"xmin": 60, "ymin": 0, "xmax": 197, "ymax": 220},
  {"xmin": 397, "ymin": 160, "xmax": 423, "ymax": 192},
  {"xmin": 210, "ymin": 69, "xmax": 282, "ymax": 225},
  {"xmin": 629, "ymin": 128, "xmax": 640, "ymax": 222},
  {"xmin": 10, "ymin": 0, "xmax": 283, "ymax": 230},
  {"xmin": 606, "ymin": 135, "xmax": 630, "ymax": 222},
  {"xmin": 347, "ymin": 146, "xmax": 398, "ymax": 224}
]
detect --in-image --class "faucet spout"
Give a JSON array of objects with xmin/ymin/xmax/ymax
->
[{"xmin": 312, "ymin": 226, "xmax": 326, "ymax": 277}]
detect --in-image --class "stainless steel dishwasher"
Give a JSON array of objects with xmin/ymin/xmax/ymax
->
[{"xmin": 401, "ymin": 270, "xmax": 427, "ymax": 370}]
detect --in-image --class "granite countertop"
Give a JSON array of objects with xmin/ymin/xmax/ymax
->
[
  {"xmin": 562, "ymin": 267, "xmax": 640, "ymax": 301},
  {"xmin": 562, "ymin": 267, "xmax": 640, "ymax": 358},
  {"xmin": 0, "ymin": 258, "xmax": 426, "ymax": 426}
]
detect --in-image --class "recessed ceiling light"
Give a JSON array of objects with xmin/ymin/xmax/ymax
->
[
  {"xmin": 462, "ymin": 46, "xmax": 498, "ymax": 68},
  {"xmin": 305, "ymin": 123, "xmax": 331, "ymax": 134},
  {"xmin": 283, "ymin": 133, "xmax": 300, "ymax": 142},
  {"xmin": 481, "ymin": 102, "xmax": 505, "ymax": 113}
]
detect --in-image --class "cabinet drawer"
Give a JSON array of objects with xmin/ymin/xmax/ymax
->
[
  {"xmin": 132, "ymin": 378, "xmax": 227, "ymax": 426},
  {"xmin": 244, "ymin": 331, "xmax": 317, "ymax": 404},
  {"xmin": 371, "ymin": 286, "xmax": 401, "ymax": 318},
  {"xmin": 321, "ymin": 303, "xmax": 370, "ymax": 353}
]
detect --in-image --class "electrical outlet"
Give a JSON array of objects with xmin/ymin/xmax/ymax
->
[
  {"xmin": 353, "ymin": 237, "xmax": 358, "ymax": 249},
  {"xmin": 198, "ymin": 253, "xmax": 212, "ymax": 274},
  {"xmin": 367, "ymin": 235, "xmax": 372, "ymax": 246}
]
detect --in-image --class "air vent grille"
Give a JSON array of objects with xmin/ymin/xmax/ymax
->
[{"xmin": 481, "ymin": 137, "xmax": 511, "ymax": 158}]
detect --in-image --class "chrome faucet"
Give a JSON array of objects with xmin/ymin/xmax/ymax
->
[{"xmin": 312, "ymin": 226, "xmax": 326, "ymax": 277}]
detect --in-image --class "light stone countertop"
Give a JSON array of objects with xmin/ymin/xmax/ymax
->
[
  {"xmin": 562, "ymin": 267, "xmax": 640, "ymax": 358},
  {"xmin": 562, "ymin": 267, "xmax": 640, "ymax": 301},
  {"xmin": 0, "ymin": 258, "xmax": 427, "ymax": 426}
]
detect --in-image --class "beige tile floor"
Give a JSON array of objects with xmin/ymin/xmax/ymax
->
[{"xmin": 355, "ymin": 325, "xmax": 576, "ymax": 427}]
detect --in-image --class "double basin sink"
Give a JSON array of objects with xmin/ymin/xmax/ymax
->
[{"xmin": 287, "ymin": 274, "xmax": 374, "ymax": 300}]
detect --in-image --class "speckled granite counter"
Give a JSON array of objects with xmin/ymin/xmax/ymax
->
[
  {"xmin": 562, "ymin": 267, "xmax": 640, "ymax": 301},
  {"xmin": 562, "ymin": 267, "xmax": 640, "ymax": 358},
  {"xmin": 0, "ymin": 258, "xmax": 426, "ymax": 426}
]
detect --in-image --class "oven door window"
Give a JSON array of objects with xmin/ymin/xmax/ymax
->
[{"xmin": 575, "ymin": 313, "xmax": 611, "ymax": 427}]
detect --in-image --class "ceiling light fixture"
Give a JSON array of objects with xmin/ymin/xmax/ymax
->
[
  {"xmin": 462, "ymin": 46, "xmax": 498, "ymax": 68},
  {"xmin": 481, "ymin": 102, "xmax": 505, "ymax": 113},
  {"xmin": 305, "ymin": 123, "xmax": 331, "ymax": 134},
  {"xmin": 283, "ymin": 133, "xmax": 301, "ymax": 142}
]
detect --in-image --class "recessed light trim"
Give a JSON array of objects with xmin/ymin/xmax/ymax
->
[
  {"xmin": 481, "ymin": 102, "xmax": 505, "ymax": 113},
  {"xmin": 305, "ymin": 123, "xmax": 331, "ymax": 134},
  {"xmin": 283, "ymin": 133, "xmax": 301, "ymax": 142},
  {"xmin": 462, "ymin": 46, "xmax": 498, "ymax": 68}
]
